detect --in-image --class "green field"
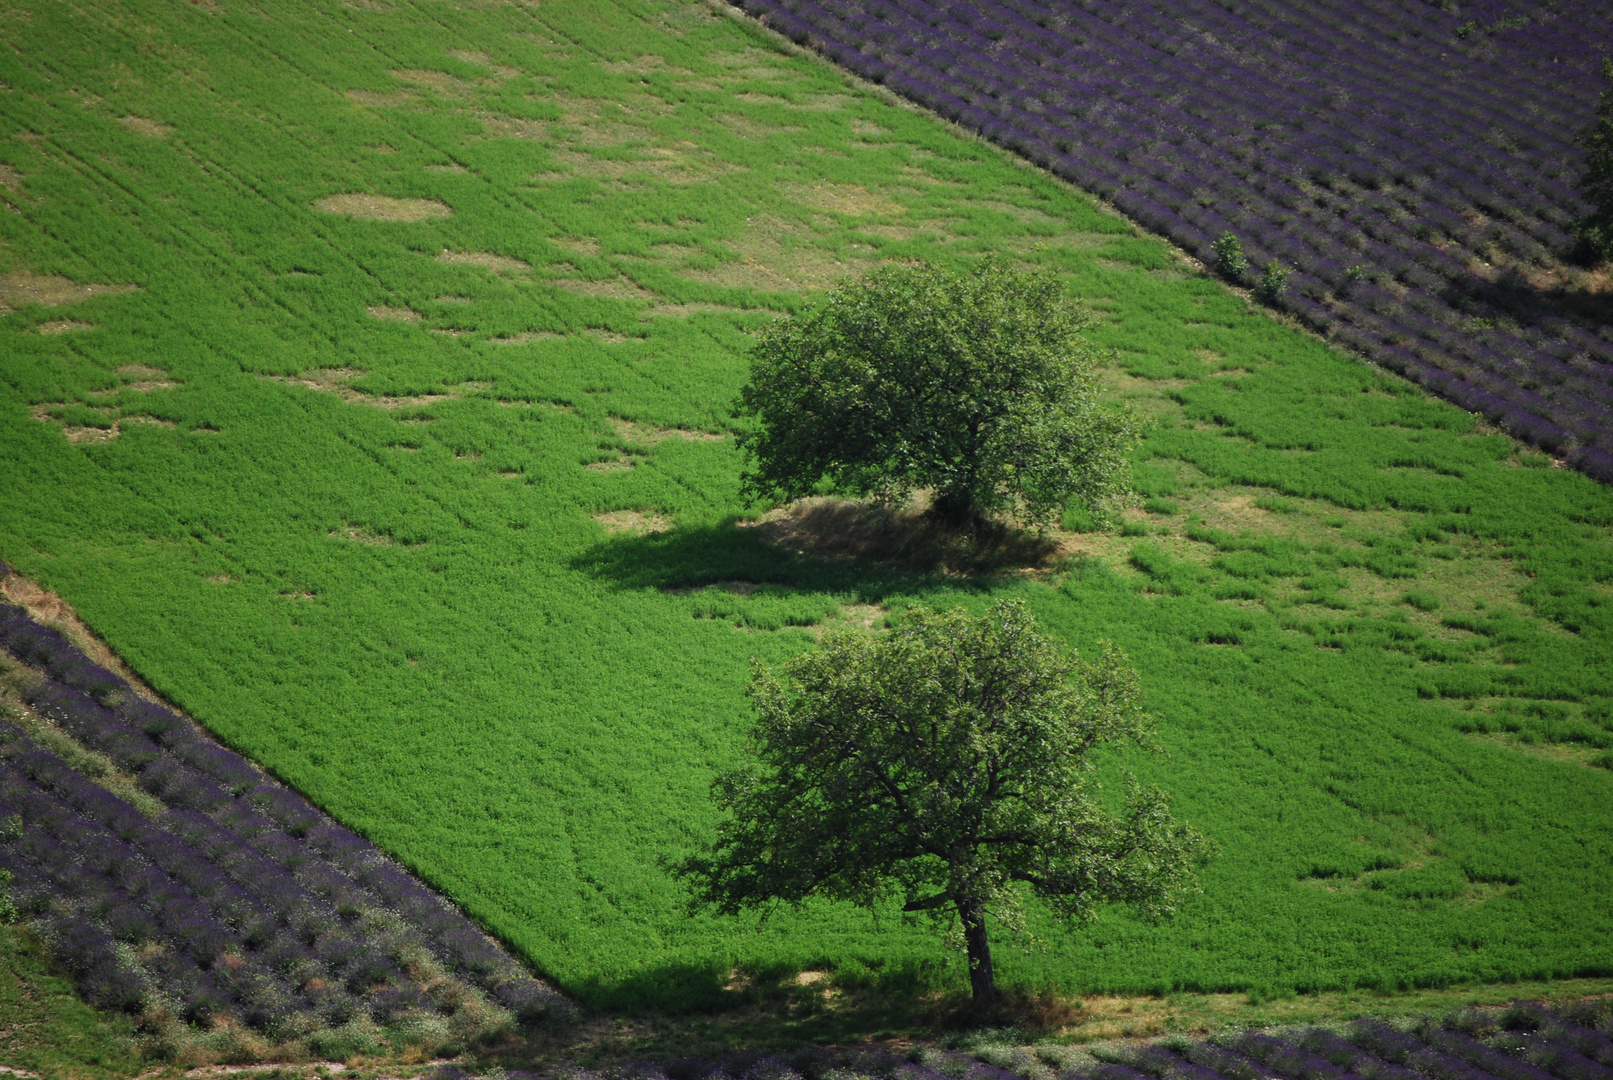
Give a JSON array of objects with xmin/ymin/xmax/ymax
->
[{"xmin": 3, "ymin": 0, "xmax": 1612, "ymax": 1016}]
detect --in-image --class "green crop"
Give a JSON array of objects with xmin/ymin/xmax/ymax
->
[{"xmin": 0, "ymin": 0, "xmax": 1610, "ymax": 1017}]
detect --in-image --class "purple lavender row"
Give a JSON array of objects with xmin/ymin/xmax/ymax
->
[
  {"xmin": 730, "ymin": 0, "xmax": 1613, "ymax": 481},
  {"xmin": 1086, "ymin": 1015, "xmax": 1613, "ymax": 1080},
  {"xmin": 0, "ymin": 600, "xmax": 568, "ymax": 1024}
]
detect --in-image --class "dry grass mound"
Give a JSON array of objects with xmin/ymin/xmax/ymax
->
[{"xmin": 314, "ymin": 193, "xmax": 452, "ymax": 221}]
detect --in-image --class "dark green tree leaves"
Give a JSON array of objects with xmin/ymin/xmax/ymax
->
[
  {"xmin": 735, "ymin": 260, "xmax": 1139, "ymax": 529},
  {"xmin": 1576, "ymin": 58, "xmax": 1613, "ymax": 262},
  {"xmin": 677, "ymin": 600, "xmax": 1207, "ymax": 1012}
]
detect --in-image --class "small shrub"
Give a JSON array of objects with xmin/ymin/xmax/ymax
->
[
  {"xmin": 1256, "ymin": 260, "xmax": 1291, "ymax": 303},
  {"xmin": 1212, "ymin": 231, "xmax": 1249, "ymax": 278}
]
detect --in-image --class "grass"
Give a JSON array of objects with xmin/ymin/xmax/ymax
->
[
  {"xmin": 0, "ymin": 922, "xmax": 143, "ymax": 1078},
  {"xmin": 0, "ymin": 0, "xmax": 1610, "ymax": 1027}
]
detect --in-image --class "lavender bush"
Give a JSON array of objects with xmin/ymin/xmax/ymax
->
[
  {"xmin": 730, "ymin": 0, "xmax": 1613, "ymax": 483},
  {"xmin": 0, "ymin": 602, "xmax": 570, "ymax": 1052}
]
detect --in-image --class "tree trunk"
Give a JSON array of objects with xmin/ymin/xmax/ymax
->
[{"xmin": 959, "ymin": 901, "xmax": 997, "ymax": 1014}]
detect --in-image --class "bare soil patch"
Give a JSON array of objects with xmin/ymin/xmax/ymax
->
[
  {"xmin": 367, "ymin": 305, "xmax": 422, "ymax": 322},
  {"xmin": 488, "ymin": 331, "xmax": 564, "ymax": 345},
  {"xmin": 549, "ymin": 146, "xmax": 742, "ymax": 185},
  {"xmin": 119, "ymin": 115, "xmax": 171, "ymax": 137},
  {"xmin": 0, "ymin": 272, "xmax": 137, "ymax": 311},
  {"xmin": 718, "ymin": 114, "xmax": 803, "ymax": 139},
  {"xmin": 778, "ymin": 180, "xmax": 904, "ymax": 217},
  {"xmin": 549, "ymin": 276, "xmax": 659, "ymax": 302},
  {"xmin": 609, "ymin": 417, "xmax": 725, "ymax": 444},
  {"xmin": 346, "ymin": 89, "xmax": 416, "ymax": 107},
  {"xmin": 437, "ymin": 249, "xmax": 531, "ymax": 275},
  {"xmin": 264, "ymin": 367, "xmax": 478, "ymax": 409},
  {"xmin": 36, "ymin": 320, "xmax": 94, "ymax": 334},
  {"xmin": 479, "ymin": 114, "xmax": 549, "ymax": 140},
  {"xmin": 600, "ymin": 55, "xmax": 688, "ymax": 75},
  {"xmin": 641, "ymin": 301, "xmax": 751, "ymax": 320},
  {"xmin": 314, "ymin": 193, "xmax": 452, "ymax": 221},
  {"xmin": 551, "ymin": 236, "xmax": 601, "ymax": 257},
  {"xmin": 0, "ymin": 164, "xmax": 21, "ymax": 190},
  {"xmin": 331, "ymin": 524, "xmax": 394, "ymax": 546},
  {"xmin": 679, "ymin": 217, "xmax": 867, "ymax": 292},
  {"xmin": 594, "ymin": 510, "xmax": 669, "ymax": 534},
  {"xmin": 390, "ymin": 68, "xmax": 487, "ymax": 96}
]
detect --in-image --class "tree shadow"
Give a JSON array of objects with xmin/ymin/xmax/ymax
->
[
  {"xmin": 1444, "ymin": 262, "xmax": 1613, "ymax": 331},
  {"xmin": 572, "ymin": 498, "xmax": 1064, "ymax": 602}
]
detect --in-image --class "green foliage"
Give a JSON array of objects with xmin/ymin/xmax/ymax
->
[
  {"xmin": 1255, "ymin": 261, "xmax": 1290, "ymax": 304},
  {"xmin": 737, "ymin": 260, "xmax": 1138, "ymax": 528},
  {"xmin": 1212, "ymin": 232, "xmax": 1249, "ymax": 278},
  {"xmin": 0, "ymin": 924, "xmax": 142, "ymax": 1077},
  {"xmin": 0, "ymin": 814, "xmax": 16, "ymax": 925},
  {"xmin": 679, "ymin": 600, "xmax": 1205, "ymax": 1008},
  {"xmin": 0, "ymin": 0, "xmax": 1610, "ymax": 1019},
  {"xmin": 1576, "ymin": 58, "xmax": 1613, "ymax": 262}
]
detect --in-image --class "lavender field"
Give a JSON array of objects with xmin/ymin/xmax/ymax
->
[
  {"xmin": 0, "ymin": 600, "xmax": 567, "ymax": 1058},
  {"xmin": 732, "ymin": 0, "xmax": 1613, "ymax": 483}
]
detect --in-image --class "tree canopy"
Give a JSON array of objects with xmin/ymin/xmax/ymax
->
[
  {"xmin": 734, "ymin": 259, "xmax": 1138, "ymax": 529},
  {"xmin": 1576, "ymin": 58, "xmax": 1613, "ymax": 263},
  {"xmin": 677, "ymin": 600, "xmax": 1207, "ymax": 1012}
]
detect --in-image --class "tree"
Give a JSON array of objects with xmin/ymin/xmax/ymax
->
[
  {"xmin": 735, "ymin": 259, "xmax": 1138, "ymax": 530},
  {"xmin": 1576, "ymin": 58, "xmax": 1613, "ymax": 263},
  {"xmin": 676, "ymin": 600, "xmax": 1207, "ymax": 1013}
]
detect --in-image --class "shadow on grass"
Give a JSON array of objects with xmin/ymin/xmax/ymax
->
[
  {"xmin": 496, "ymin": 959, "xmax": 992, "ymax": 1066},
  {"xmin": 572, "ymin": 498, "xmax": 1064, "ymax": 599}
]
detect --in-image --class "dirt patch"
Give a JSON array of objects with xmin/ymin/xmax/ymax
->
[
  {"xmin": 779, "ymin": 181, "xmax": 904, "ymax": 217},
  {"xmin": 0, "ymin": 165, "xmax": 22, "ymax": 190},
  {"xmin": 120, "ymin": 115, "xmax": 171, "ymax": 137},
  {"xmin": 678, "ymin": 217, "xmax": 866, "ymax": 292},
  {"xmin": 36, "ymin": 320, "xmax": 94, "ymax": 334},
  {"xmin": 640, "ymin": 301, "xmax": 751, "ymax": 320},
  {"xmin": 437, "ymin": 249, "xmax": 531, "ymax": 275},
  {"xmin": 331, "ymin": 524, "xmax": 394, "ymax": 546},
  {"xmin": 549, "ymin": 276, "xmax": 659, "ymax": 303},
  {"xmin": 602, "ymin": 55, "xmax": 694, "ymax": 76},
  {"xmin": 314, "ymin": 193, "xmax": 452, "ymax": 221},
  {"xmin": 390, "ymin": 69, "xmax": 487, "ymax": 96},
  {"xmin": 117, "ymin": 377, "xmax": 179, "ymax": 393},
  {"xmin": 426, "ymin": 162, "xmax": 467, "ymax": 173},
  {"xmin": 585, "ymin": 457, "xmax": 636, "ymax": 473},
  {"xmin": 346, "ymin": 89, "xmax": 416, "ymax": 107},
  {"xmin": 974, "ymin": 199, "xmax": 1060, "ymax": 224},
  {"xmin": 551, "ymin": 236, "xmax": 601, "ymax": 257},
  {"xmin": 488, "ymin": 331, "xmax": 564, "ymax": 345},
  {"xmin": 264, "ymin": 367, "xmax": 475, "ymax": 409},
  {"xmin": 548, "ymin": 145, "xmax": 742, "ymax": 185},
  {"xmin": 446, "ymin": 50, "xmax": 520, "ymax": 77},
  {"xmin": 609, "ymin": 417, "xmax": 725, "ymax": 444},
  {"xmin": 594, "ymin": 509, "xmax": 669, "ymax": 534},
  {"xmin": 0, "ymin": 272, "xmax": 138, "ymax": 311},
  {"xmin": 717, "ymin": 114, "xmax": 803, "ymax": 140},
  {"xmin": 479, "ymin": 114, "xmax": 549, "ymax": 140},
  {"xmin": 368, "ymin": 305, "xmax": 422, "ymax": 322}
]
